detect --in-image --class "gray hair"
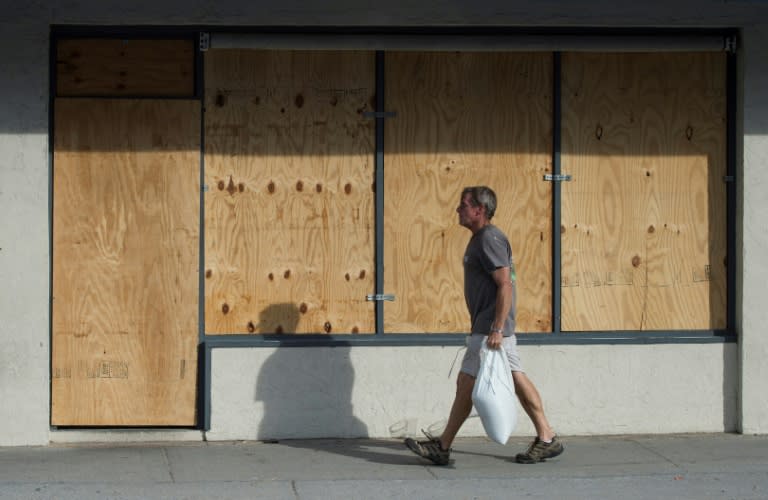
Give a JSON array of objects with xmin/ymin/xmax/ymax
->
[{"xmin": 461, "ymin": 186, "xmax": 497, "ymax": 220}]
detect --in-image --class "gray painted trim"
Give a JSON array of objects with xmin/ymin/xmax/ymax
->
[
  {"xmin": 203, "ymin": 331, "xmax": 735, "ymax": 348},
  {"xmin": 211, "ymin": 33, "xmax": 730, "ymax": 52}
]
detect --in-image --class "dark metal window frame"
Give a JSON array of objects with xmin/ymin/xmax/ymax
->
[
  {"xmin": 48, "ymin": 26, "xmax": 738, "ymax": 432},
  {"xmin": 199, "ymin": 29, "xmax": 738, "ymax": 348}
]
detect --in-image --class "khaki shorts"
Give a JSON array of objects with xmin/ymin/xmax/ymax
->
[{"xmin": 460, "ymin": 334, "xmax": 524, "ymax": 377}]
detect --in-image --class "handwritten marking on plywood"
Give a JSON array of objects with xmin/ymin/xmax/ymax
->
[
  {"xmin": 561, "ymin": 53, "xmax": 727, "ymax": 331},
  {"xmin": 384, "ymin": 52, "xmax": 553, "ymax": 333},
  {"xmin": 52, "ymin": 99, "xmax": 200, "ymax": 425},
  {"xmin": 204, "ymin": 50, "xmax": 375, "ymax": 334}
]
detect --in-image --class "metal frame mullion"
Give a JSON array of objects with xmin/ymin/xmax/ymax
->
[
  {"xmin": 552, "ymin": 52, "xmax": 563, "ymax": 334},
  {"xmin": 726, "ymin": 45, "xmax": 737, "ymax": 332},
  {"xmin": 374, "ymin": 51, "xmax": 386, "ymax": 335},
  {"xmin": 197, "ymin": 34, "xmax": 210, "ymax": 431}
]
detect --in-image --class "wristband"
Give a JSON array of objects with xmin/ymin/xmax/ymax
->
[{"xmin": 490, "ymin": 328, "xmax": 503, "ymax": 334}]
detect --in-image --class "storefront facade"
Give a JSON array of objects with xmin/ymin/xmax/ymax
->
[{"xmin": 0, "ymin": 1, "xmax": 766, "ymax": 445}]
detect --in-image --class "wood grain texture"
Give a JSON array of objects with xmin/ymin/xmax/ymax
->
[
  {"xmin": 384, "ymin": 52, "xmax": 553, "ymax": 333},
  {"xmin": 561, "ymin": 52, "xmax": 727, "ymax": 331},
  {"xmin": 204, "ymin": 50, "xmax": 376, "ymax": 334},
  {"xmin": 57, "ymin": 39, "xmax": 195, "ymax": 97},
  {"xmin": 52, "ymin": 99, "xmax": 200, "ymax": 425}
]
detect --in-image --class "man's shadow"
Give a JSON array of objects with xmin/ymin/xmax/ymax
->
[
  {"xmin": 252, "ymin": 303, "xmax": 509, "ymax": 465},
  {"xmin": 254, "ymin": 303, "xmax": 411, "ymax": 463}
]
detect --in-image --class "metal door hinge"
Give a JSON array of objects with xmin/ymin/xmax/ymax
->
[
  {"xmin": 366, "ymin": 294, "xmax": 395, "ymax": 302},
  {"xmin": 543, "ymin": 174, "xmax": 572, "ymax": 182}
]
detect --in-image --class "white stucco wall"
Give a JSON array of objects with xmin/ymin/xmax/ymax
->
[
  {"xmin": 0, "ymin": 2, "xmax": 766, "ymax": 446},
  {"xmin": 739, "ymin": 24, "xmax": 768, "ymax": 435},
  {"xmin": 0, "ymin": 21, "xmax": 51, "ymax": 447},
  {"xmin": 208, "ymin": 344, "xmax": 738, "ymax": 441}
]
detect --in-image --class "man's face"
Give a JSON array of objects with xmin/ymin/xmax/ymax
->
[{"xmin": 456, "ymin": 193, "xmax": 483, "ymax": 228}]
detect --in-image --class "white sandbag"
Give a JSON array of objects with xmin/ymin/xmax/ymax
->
[{"xmin": 471, "ymin": 342, "xmax": 517, "ymax": 444}]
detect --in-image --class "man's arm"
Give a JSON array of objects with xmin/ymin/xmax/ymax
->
[{"xmin": 487, "ymin": 265, "xmax": 514, "ymax": 349}]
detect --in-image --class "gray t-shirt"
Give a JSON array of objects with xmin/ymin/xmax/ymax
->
[{"xmin": 463, "ymin": 225, "xmax": 517, "ymax": 336}]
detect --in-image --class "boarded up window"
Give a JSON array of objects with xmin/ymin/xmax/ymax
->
[
  {"xmin": 560, "ymin": 52, "xmax": 727, "ymax": 331},
  {"xmin": 203, "ymin": 50, "xmax": 376, "ymax": 334},
  {"xmin": 52, "ymin": 35, "xmax": 730, "ymax": 352},
  {"xmin": 383, "ymin": 52, "xmax": 554, "ymax": 333},
  {"xmin": 52, "ymin": 99, "xmax": 200, "ymax": 425},
  {"xmin": 56, "ymin": 39, "xmax": 195, "ymax": 97}
]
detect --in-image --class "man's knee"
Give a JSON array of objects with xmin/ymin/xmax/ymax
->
[{"xmin": 512, "ymin": 371, "xmax": 534, "ymax": 397}]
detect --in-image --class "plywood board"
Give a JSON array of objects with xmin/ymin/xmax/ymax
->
[
  {"xmin": 384, "ymin": 52, "xmax": 553, "ymax": 333},
  {"xmin": 561, "ymin": 52, "xmax": 727, "ymax": 331},
  {"xmin": 204, "ymin": 50, "xmax": 376, "ymax": 334},
  {"xmin": 52, "ymin": 99, "xmax": 200, "ymax": 425},
  {"xmin": 57, "ymin": 39, "xmax": 195, "ymax": 97}
]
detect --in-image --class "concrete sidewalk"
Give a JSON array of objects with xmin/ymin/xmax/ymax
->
[{"xmin": 1, "ymin": 434, "xmax": 767, "ymax": 499}]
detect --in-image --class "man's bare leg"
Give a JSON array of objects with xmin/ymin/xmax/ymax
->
[
  {"xmin": 512, "ymin": 371, "xmax": 555, "ymax": 441},
  {"xmin": 438, "ymin": 371, "xmax": 475, "ymax": 450}
]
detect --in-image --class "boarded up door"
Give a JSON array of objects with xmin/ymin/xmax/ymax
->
[
  {"xmin": 384, "ymin": 52, "xmax": 553, "ymax": 333},
  {"xmin": 203, "ymin": 50, "xmax": 376, "ymax": 334},
  {"xmin": 52, "ymin": 99, "xmax": 200, "ymax": 425},
  {"xmin": 560, "ymin": 53, "xmax": 727, "ymax": 331}
]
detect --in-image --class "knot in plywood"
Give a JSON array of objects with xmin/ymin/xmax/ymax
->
[{"xmin": 226, "ymin": 176, "xmax": 237, "ymax": 196}]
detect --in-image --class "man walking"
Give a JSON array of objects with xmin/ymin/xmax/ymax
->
[{"xmin": 405, "ymin": 186, "xmax": 563, "ymax": 465}]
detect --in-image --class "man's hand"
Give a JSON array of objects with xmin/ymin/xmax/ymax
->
[{"xmin": 487, "ymin": 330, "xmax": 503, "ymax": 350}]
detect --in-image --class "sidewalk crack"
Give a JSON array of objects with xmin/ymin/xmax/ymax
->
[
  {"xmin": 425, "ymin": 465, "xmax": 441, "ymax": 478},
  {"xmin": 161, "ymin": 447, "xmax": 176, "ymax": 483},
  {"xmin": 629, "ymin": 438, "xmax": 683, "ymax": 469}
]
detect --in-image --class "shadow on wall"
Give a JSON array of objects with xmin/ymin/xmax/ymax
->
[{"xmin": 254, "ymin": 303, "xmax": 368, "ymax": 439}]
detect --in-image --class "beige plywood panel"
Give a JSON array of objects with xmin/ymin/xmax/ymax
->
[
  {"xmin": 57, "ymin": 39, "xmax": 195, "ymax": 97},
  {"xmin": 52, "ymin": 99, "xmax": 200, "ymax": 425},
  {"xmin": 384, "ymin": 52, "xmax": 553, "ymax": 333},
  {"xmin": 561, "ymin": 53, "xmax": 727, "ymax": 331},
  {"xmin": 204, "ymin": 50, "xmax": 375, "ymax": 334}
]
